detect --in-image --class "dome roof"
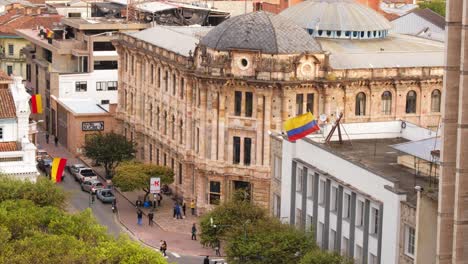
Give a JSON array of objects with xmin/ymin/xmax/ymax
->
[
  {"xmin": 280, "ymin": 0, "xmax": 391, "ymax": 32},
  {"xmin": 199, "ymin": 11, "xmax": 322, "ymax": 54}
]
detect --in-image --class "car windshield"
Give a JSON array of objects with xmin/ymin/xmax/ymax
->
[
  {"xmin": 81, "ymin": 169, "xmax": 95, "ymax": 176},
  {"xmin": 95, "ymin": 183, "xmax": 103, "ymax": 187},
  {"xmin": 103, "ymin": 192, "xmax": 114, "ymax": 197}
]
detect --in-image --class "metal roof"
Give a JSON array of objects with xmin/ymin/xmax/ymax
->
[
  {"xmin": 391, "ymin": 137, "xmax": 440, "ymax": 163},
  {"xmin": 129, "ymin": 26, "xmax": 211, "ymax": 56},
  {"xmin": 280, "ymin": 0, "xmax": 392, "ymax": 32},
  {"xmin": 391, "ymin": 8, "xmax": 445, "ymax": 42},
  {"xmin": 318, "ymin": 33, "xmax": 444, "ymax": 69},
  {"xmin": 58, "ymin": 98, "xmax": 108, "ymax": 114},
  {"xmin": 200, "ymin": 11, "xmax": 322, "ymax": 54}
]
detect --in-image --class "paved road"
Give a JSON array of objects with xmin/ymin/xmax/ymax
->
[{"xmin": 56, "ymin": 172, "xmax": 217, "ymax": 264}]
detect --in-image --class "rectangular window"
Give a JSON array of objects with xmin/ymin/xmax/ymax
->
[
  {"xmin": 317, "ymin": 222, "xmax": 324, "ymax": 248},
  {"xmin": 209, "ymin": 181, "xmax": 221, "ymax": 205},
  {"xmin": 369, "ymin": 253, "xmax": 378, "ymax": 264},
  {"xmin": 131, "ymin": 56, "xmax": 135, "ymax": 75},
  {"xmin": 331, "ymin": 186, "xmax": 338, "ymax": 212},
  {"xmin": 96, "ymin": 81, "xmax": 107, "ymax": 91},
  {"xmin": 6, "ymin": 65, "xmax": 12, "ymax": 76},
  {"xmin": 306, "ymin": 214, "xmax": 313, "ymax": 231},
  {"xmin": 94, "ymin": 60, "xmax": 118, "ymax": 70},
  {"xmin": 165, "ymin": 71, "xmax": 168, "ymax": 91},
  {"xmin": 149, "ymin": 144, "xmax": 153, "ymax": 162},
  {"xmin": 157, "ymin": 68, "xmax": 161, "ymax": 88},
  {"xmin": 244, "ymin": 137, "xmax": 251, "ymax": 165},
  {"xmin": 151, "ymin": 64, "xmax": 154, "ymax": 84},
  {"xmin": 295, "ymin": 208, "xmax": 303, "ymax": 228},
  {"xmin": 163, "ymin": 153, "xmax": 167, "ymax": 166},
  {"xmin": 234, "ymin": 91, "xmax": 242, "ymax": 116},
  {"xmin": 356, "ymin": 200, "xmax": 364, "ymax": 227},
  {"xmin": 370, "ymin": 207, "xmax": 379, "ymax": 235},
  {"xmin": 171, "ymin": 158, "xmax": 174, "ymax": 170},
  {"xmin": 342, "ymin": 237, "xmax": 349, "ymax": 256},
  {"xmin": 319, "ymin": 179, "xmax": 325, "ymax": 204},
  {"xmin": 75, "ymin": 81, "xmax": 87, "ymax": 92},
  {"xmin": 68, "ymin": 12, "xmax": 81, "ymax": 17},
  {"xmin": 196, "ymin": 127, "xmax": 200, "ymax": 153},
  {"xmin": 101, "ymin": 100, "xmax": 109, "ymax": 104},
  {"xmin": 245, "ymin": 92, "xmax": 253, "ymax": 117},
  {"xmin": 307, "ymin": 173, "xmax": 314, "ymax": 198},
  {"xmin": 156, "ymin": 148, "xmax": 160, "ymax": 165},
  {"xmin": 26, "ymin": 64, "xmax": 31, "ymax": 82},
  {"xmin": 355, "ymin": 245, "xmax": 363, "ymax": 263},
  {"xmin": 329, "ymin": 229, "xmax": 336, "ymax": 251},
  {"xmin": 296, "ymin": 168, "xmax": 303, "ymax": 193},
  {"xmin": 180, "ymin": 77, "xmax": 185, "ymax": 99},
  {"xmin": 405, "ymin": 225, "xmax": 415, "ymax": 258},
  {"xmin": 306, "ymin": 93, "xmax": 314, "ymax": 113},
  {"xmin": 233, "ymin": 136, "xmax": 241, "ymax": 164},
  {"xmin": 177, "ymin": 162, "xmax": 183, "ymax": 184},
  {"xmin": 0, "ymin": 127, "xmax": 3, "ymax": 139},
  {"xmin": 296, "ymin": 94, "xmax": 304, "ymax": 115},
  {"xmin": 197, "ymin": 87, "xmax": 201, "ymax": 107},
  {"xmin": 8, "ymin": 44, "xmax": 13, "ymax": 56},
  {"xmin": 172, "ymin": 74, "xmax": 176, "ymax": 95},
  {"xmin": 273, "ymin": 194, "xmax": 281, "ymax": 218},
  {"xmin": 343, "ymin": 193, "xmax": 351, "ymax": 219},
  {"xmin": 107, "ymin": 81, "xmax": 117, "ymax": 90},
  {"xmin": 273, "ymin": 155, "xmax": 281, "ymax": 180}
]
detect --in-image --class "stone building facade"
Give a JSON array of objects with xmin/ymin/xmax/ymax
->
[
  {"xmin": 399, "ymin": 202, "xmax": 416, "ymax": 264},
  {"xmin": 114, "ymin": 4, "xmax": 443, "ymax": 212}
]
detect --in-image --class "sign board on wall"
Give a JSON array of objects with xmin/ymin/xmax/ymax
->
[
  {"xmin": 150, "ymin": 177, "xmax": 161, "ymax": 194},
  {"xmin": 82, "ymin": 121, "xmax": 104, "ymax": 131}
]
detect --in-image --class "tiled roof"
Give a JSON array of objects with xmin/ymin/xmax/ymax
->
[
  {"xmin": 0, "ymin": 142, "xmax": 19, "ymax": 152},
  {"xmin": 0, "ymin": 70, "xmax": 11, "ymax": 82},
  {"xmin": 0, "ymin": 87, "xmax": 16, "ymax": 119},
  {"xmin": 0, "ymin": 9, "xmax": 62, "ymax": 35}
]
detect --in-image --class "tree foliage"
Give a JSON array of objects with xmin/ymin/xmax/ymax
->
[
  {"xmin": 0, "ymin": 177, "xmax": 167, "ymax": 264},
  {"xmin": 300, "ymin": 249, "xmax": 354, "ymax": 264},
  {"xmin": 419, "ymin": 1, "xmax": 446, "ymax": 17},
  {"xmin": 113, "ymin": 161, "xmax": 174, "ymax": 200},
  {"xmin": 83, "ymin": 132, "xmax": 136, "ymax": 178}
]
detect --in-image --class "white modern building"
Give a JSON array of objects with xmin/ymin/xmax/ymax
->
[
  {"xmin": 0, "ymin": 75, "xmax": 38, "ymax": 180},
  {"xmin": 278, "ymin": 121, "xmax": 437, "ymax": 264}
]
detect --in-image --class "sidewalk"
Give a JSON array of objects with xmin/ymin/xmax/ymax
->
[{"xmin": 36, "ymin": 131, "xmax": 216, "ymax": 256}]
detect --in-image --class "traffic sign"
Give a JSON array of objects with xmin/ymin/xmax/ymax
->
[{"xmin": 150, "ymin": 177, "xmax": 161, "ymax": 194}]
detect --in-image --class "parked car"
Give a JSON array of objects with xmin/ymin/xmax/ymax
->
[
  {"xmin": 36, "ymin": 150, "xmax": 49, "ymax": 162},
  {"xmin": 96, "ymin": 189, "xmax": 115, "ymax": 203},
  {"xmin": 37, "ymin": 156, "xmax": 53, "ymax": 173},
  {"xmin": 70, "ymin": 164, "xmax": 97, "ymax": 182},
  {"xmin": 81, "ymin": 179, "xmax": 104, "ymax": 193}
]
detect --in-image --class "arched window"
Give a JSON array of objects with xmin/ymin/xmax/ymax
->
[
  {"xmin": 171, "ymin": 115, "xmax": 175, "ymax": 140},
  {"xmin": 355, "ymin": 92, "xmax": 366, "ymax": 116},
  {"xmin": 406, "ymin": 90, "xmax": 417, "ymax": 114},
  {"xmin": 381, "ymin": 91, "xmax": 392, "ymax": 115},
  {"xmin": 179, "ymin": 120, "xmax": 183, "ymax": 143},
  {"xmin": 156, "ymin": 107, "xmax": 160, "ymax": 130},
  {"xmin": 163, "ymin": 111, "xmax": 167, "ymax": 135},
  {"xmin": 431, "ymin": 89, "xmax": 441, "ymax": 112}
]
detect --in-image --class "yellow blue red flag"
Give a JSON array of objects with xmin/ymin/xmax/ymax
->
[{"xmin": 283, "ymin": 112, "xmax": 320, "ymax": 141}]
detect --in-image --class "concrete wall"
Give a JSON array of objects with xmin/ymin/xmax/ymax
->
[
  {"xmin": 0, "ymin": 119, "xmax": 17, "ymax": 142},
  {"xmin": 415, "ymin": 192, "xmax": 437, "ymax": 264},
  {"xmin": 58, "ymin": 69, "xmax": 118, "ymax": 104}
]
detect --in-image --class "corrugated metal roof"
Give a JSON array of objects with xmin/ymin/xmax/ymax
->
[
  {"xmin": 391, "ymin": 137, "xmax": 440, "ymax": 163},
  {"xmin": 391, "ymin": 9, "xmax": 445, "ymax": 42},
  {"xmin": 280, "ymin": 0, "xmax": 392, "ymax": 32},
  {"xmin": 129, "ymin": 26, "xmax": 211, "ymax": 56},
  {"xmin": 58, "ymin": 98, "xmax": 108, "ymax": 114},
  {"xmin": 318, "ymin": 33, "xmax": 444, "ymax": 69}
]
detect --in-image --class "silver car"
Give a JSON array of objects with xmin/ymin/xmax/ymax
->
[
  {"xmin": 70, "ymin": 164, "xmax": 98, "ymax": 182},
  {"xmin": 96, "ymin": 189, "xmax": 115, "ymax": 203},
  {"xmin": 80, "ymin": 179, "xmax": 104, "ymax": 193}
]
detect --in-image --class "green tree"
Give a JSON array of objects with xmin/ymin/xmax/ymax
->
[
  {"xmin": 226, "ymin": 219, "xmax": 316, "ymax": 264},
  {"xmin": 113, "ymin": 161, "xmax": 174, "ymax": 201},
  {"xmin": 83, "ymin": 132, "xmax": 136, "ymax": 178},
  {"xmin": 300, "ymin": 249, "xmax": 354, "ymax": 264},
  {"xmin": 0, "ymin": 177, "xmax": 66, "ymax": 208},
  {"xmin": 419, "ymin": 1, "xmax": 446, "ymax": 17}
]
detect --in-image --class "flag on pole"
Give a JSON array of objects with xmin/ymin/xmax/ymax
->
[
  {"xmin": 31, "ymin": 94, "xmax": 42, "ymax": 114},
  {"xmin": 51, "ymin": 158, "xmax": 67, "ymax": 183},
  {"xmin": 283, "ymin": 112, "xmax": 320, "ymax": 141}
]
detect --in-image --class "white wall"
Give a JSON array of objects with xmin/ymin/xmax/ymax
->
[
  {"xmin": 0, "ymin": 119, "xmax": 17, "ymax": 142},
  {"xmin": 281, "ymin": 139, "xmax": 406, "ymax": 264},
  {"xmin": 58, "ymin": 69, "xmax": 118, "ymax": 104}
]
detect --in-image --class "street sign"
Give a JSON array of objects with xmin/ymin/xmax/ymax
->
[{"xmin": 150, "ymin": 177, "xmax": 160, "ymax": 194}]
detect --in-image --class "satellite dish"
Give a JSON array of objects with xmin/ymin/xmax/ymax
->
[{"xmin": 319, "ymin": 114, "xmax": 327, "ymax": 122}]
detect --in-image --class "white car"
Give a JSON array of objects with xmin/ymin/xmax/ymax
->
[{"xmin": 70, "ymin": 164, "xmax": 98, "ymax": 182}]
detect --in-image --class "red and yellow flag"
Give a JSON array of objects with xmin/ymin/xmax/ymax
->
[
  {"xmin": 31, "ymin": 94, "xmax": 42, "ymax": 114},
  {"xmin": 51, "ymin": 158, "xmax": 67, "ymax": 183}
]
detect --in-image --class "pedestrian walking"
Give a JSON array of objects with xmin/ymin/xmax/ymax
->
[
  {"xmin": 159, "ymin": 240, "xmax": 164, "ymax": 253},
  {"xmin": 190, "ymin": 199, "xmax": 196, "ymax": 216},
  {"xmin": 203, "ymin": 256, "xmax": 210, "ymax": 264},
  {"xmin": 157, "ymin": 193, "xmax": 162, "ymax": 206},
  {"xmin": 173, "ymin": 203, "xmax": 177, "ymax": 219},
  {"xmin": 137, "ymin": 209, "xmax": 143, "ymax": 226},
  {"xmin": 161, "ymin": 241, "xmax": 167, "ymax": 257},
  {"xmin": 191, "ymin": 223, "xmax": 197, "ymax": 240},
  {"xmin": 148, "ymin": 211, "xmax": 154, "ymax": 226},
  {"xmin": 54, "ymin": 135, "xmax": 58, "ymax": 147},
  {"xmin": 176, "ymin": 203, "xmax": 182, "ymax": 219},
  {"xmin": 215, "ymin": 241, "xmax": 221, "ymax": 257},
  {"xmin": 45, "ymin": 132, "xmax": 49, "ymax": 144},
  {"xmin": 182, "ymin": 201, "xmax": 187, "ymax": 216}
]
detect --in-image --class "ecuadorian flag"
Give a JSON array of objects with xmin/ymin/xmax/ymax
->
[
  {"xmin": 31, "ymin": 94, "xmax": 42, "ymax": 114},
  {"xmin": 283, "ymin": 112, "xmax": 320, "ymax": 141},
  {"xmin": 51, "ymin": 158, "xmax": 67, "ymax": 183}
]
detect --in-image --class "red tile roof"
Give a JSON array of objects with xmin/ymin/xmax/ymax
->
[
  {"xmin": 0, "ymin": 87, "xmax": 16, "ymax": 119},
  {"xmin": 0, "ymin": 71, "xmax": 11, "ymax": 82},
  {"xmin": 0, "ymin": 142, "xmax": 19, "ymax": 152},
  {"xmin": 0, "ymin": 9, "xmax": 62, "ymax": 35}
]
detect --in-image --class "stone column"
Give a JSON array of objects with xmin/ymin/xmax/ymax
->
[{"xmin": 436, "ymin": 0, "xmax": 463, "ymax": 262}]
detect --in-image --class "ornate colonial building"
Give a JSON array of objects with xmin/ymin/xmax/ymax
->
[{"xmin": 113, "ymin": 0, "xmax": 444, "ymax": 212}]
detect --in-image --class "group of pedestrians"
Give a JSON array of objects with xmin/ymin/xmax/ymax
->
[
  {"xmin": 45, "ymin": 132, "xmax": 59, "ymax": 146},
  {"xmin": 173, "ymin": 202, "xmax": 185, "ymax": 219}
]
